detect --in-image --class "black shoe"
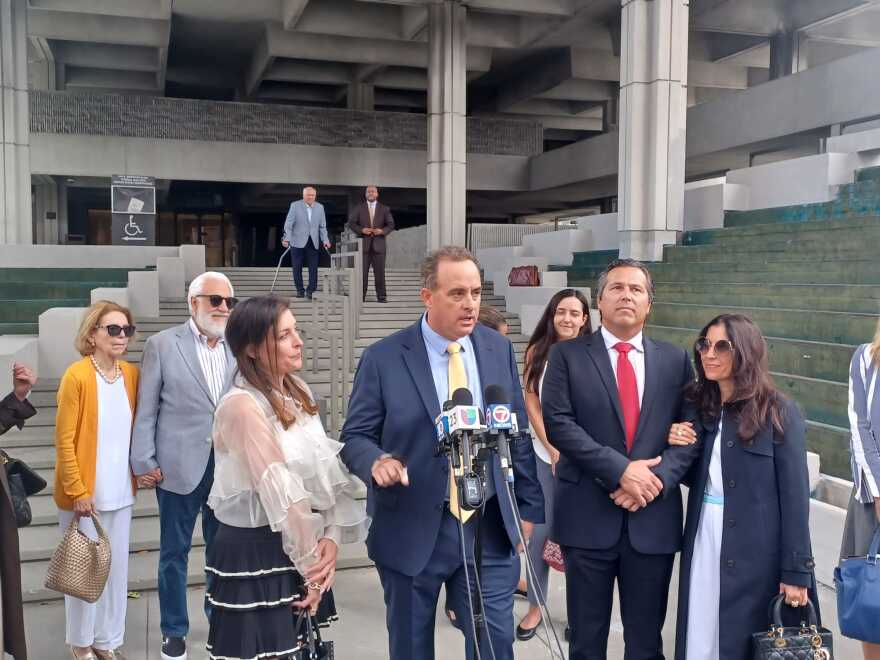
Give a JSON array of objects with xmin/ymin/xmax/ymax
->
[
  {"xmin": 160, "ymin": 636, "xmax": 186, "ymax": 660},
  {"xmin": 516, "ymin": 619, "xmax": 542, "ymax": 641},
  {"xmin": 514, "ymin": 587, "xmax": 528, "ymax": 598},
  {"xmin": 564, "ymin": 626, "xmax": 571, "ymax": 642},
  {"xmin": 377, "ymin": 298, "xmax": 387, "ymax": 303},
  {"xmin": 306, "ymin": 293, "xmax": 313, "ymax": 300},
  {"xmin": 295, "ymin": 291, "xmax": 305, "ymax": 299}
]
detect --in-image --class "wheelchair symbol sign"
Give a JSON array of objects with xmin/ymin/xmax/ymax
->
[{"xmin": 122, "ymin": 215, "xmax": 146, "ymax": 241}]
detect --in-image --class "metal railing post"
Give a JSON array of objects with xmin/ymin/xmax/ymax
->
[{"xmin": 329, "ymin": 332, "xmax": 339, "ymax": 436}]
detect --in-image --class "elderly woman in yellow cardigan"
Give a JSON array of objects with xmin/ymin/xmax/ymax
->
[{"xmin": 55, "ymin": 301, "xmax": 139, "ymax": 660}]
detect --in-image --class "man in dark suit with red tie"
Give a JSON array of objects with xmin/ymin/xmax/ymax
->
[
  {"xmin": 348, "ymin": 185, "xmax": 395, "ymax": 302},
  {"xmin": 541, "ymin": 258, "xmax": 699, "ymax": 660}
]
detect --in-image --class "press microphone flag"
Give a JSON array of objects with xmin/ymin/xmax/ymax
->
[{"xmin": 484, "ymin": 384, "xmax": 516, "ymax": 483}]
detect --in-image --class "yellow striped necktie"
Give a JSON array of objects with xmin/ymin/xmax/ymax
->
[{"xmin": 447, "ymin": 342, "xmax": 474, "ymax": 522}]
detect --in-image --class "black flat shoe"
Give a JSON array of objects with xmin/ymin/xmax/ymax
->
[
  {"xmin": 515, "ymin": 619, "xmax": 542, "ymax": 641},
  {"xmin": 514, "ymin": 588, "xmax": 528, "ymax": 598}
]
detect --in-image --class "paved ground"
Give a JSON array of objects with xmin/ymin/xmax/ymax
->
[{"xmin": 21, "ymin": 558, "xmax": 858, "ymax": 660}]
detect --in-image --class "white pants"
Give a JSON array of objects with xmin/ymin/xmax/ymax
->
[{"xmin": 58, "ymin": 506, "xmax": 132, "ymax": 650}]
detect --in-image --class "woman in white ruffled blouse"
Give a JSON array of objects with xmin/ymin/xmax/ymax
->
[{"xmin": 205, "ymin": 295, "xmax": 368, "ymax": 660}]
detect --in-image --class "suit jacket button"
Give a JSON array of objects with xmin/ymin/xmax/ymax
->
[
  {"xmin": 805, "ymin": 559, "xmax": 815, "ymax": 569},
  {"xmin": 727, "ymin": 559, "xmax": 736, "ymax": 568},
  {"xmin": 728, "ymin": 480, "xmax": 736, "ymax": 488},
  {"xmin": 436, "ymin": 504, "xmax": 444, "ymax": 512},
  {"xmin": 726, "ymin": 440, "xmax": 734, "ymax": 448},
  {"xmin": 727, "ymin": 518, "xmax": 736, "ymax": 528}
]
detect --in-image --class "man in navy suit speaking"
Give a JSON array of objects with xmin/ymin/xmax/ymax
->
[{"xmin": 341, "ymin": 246, "xmax": 544, "ymax": 660}]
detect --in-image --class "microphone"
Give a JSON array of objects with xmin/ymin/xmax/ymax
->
[
  {"xmin": 484, "ymin": 384, "xmax": 516, "ymax": 483},
  {"xmin": 435, "ymin": 387, "xmax": 485, "ymax": 510}
]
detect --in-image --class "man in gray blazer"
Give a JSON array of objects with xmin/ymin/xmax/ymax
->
[
  {"xmin": 130, "ymin": 271, "xmax": 236, "ymax": 660},
  {"xmin": 282, "ymin": 185, "xmax": 331, "ymax": 299}
]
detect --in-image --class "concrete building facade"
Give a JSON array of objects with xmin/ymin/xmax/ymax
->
[{"xmin": 2, "ymin": 0, "xmax": 880, "ymax": 263}]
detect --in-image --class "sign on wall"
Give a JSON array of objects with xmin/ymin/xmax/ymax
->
[{"xmin": 111, "ymin": 175, "xmax": 156, "ymax": 245}]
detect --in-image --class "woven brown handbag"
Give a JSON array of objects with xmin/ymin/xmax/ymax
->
[{"xmin": 45, "ymin": 513, "xmax": 112, "ymax": 603}]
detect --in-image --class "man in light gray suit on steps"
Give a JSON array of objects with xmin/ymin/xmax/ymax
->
[
  {"xmin": 282, "ymin": 185, "xmax": 331, "ymax": 300},
  {"xmin": 130, "ymin": 271, "xmax": 236, "ymax": 660}
]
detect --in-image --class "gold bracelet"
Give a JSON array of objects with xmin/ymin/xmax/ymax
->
[{"xmin": 305, "ymin": 581, "xmax": 322, "ymax": 592}]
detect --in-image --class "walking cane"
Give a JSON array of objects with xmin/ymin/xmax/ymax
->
[{"xmin": 270, "ymin": 247, "xmax": 291, "ymax": 294}]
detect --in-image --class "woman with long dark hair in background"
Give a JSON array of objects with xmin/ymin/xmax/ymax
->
[
  {"xmin": 669, "ymin": 314, "xmax": 817, "ymax": 660},
  {"xmin": 206, "ymin": 296, "xmax": 368, "ymax": 660},
  {"xmin": 516, "ymin": 289, "xmax": 591, "ymax": 641}
]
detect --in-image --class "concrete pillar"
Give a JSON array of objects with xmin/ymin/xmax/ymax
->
[
  {"xmin": 32, "ymin": 176, "xmax": 59, "ymax": 244},
  {"xmin": 347, "ymin": 83, "xmax": 375, "ymax": 111},
  {"xmin": 617, "ymin": 0, "xmax": 688, "ymax": 262},
  {"xmin": 769, "ymin": 30, "xmax": 806, "ymax": 79},
  {"xmin": 0, "ymin": 0, "xmax": 32, "ymax": 244},
  {"xmin": 427, "ymin": 0, "xmax": 467, "ymax": 251}
]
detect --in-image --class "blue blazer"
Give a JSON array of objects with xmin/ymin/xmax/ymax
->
[
  {"xmin": 674, "ymin": 398, "xmax": 817, "ymax": 660},
  {"xmin": 542, "ymin": 331, "xmax": 698, "ymax": 554},
  {"xmin": 340, "ymin": 321, "xmax": 545, "ymax": 577},
  {"xmin": 283, "ymin": 200, "xmax": 329, "ymax": 249}
]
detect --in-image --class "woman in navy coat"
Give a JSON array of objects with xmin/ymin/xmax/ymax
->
[{"xmin": 668, "ymin": 314, "xmax": 818, "ymax": 660}]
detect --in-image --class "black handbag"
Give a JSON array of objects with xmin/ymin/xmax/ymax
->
[
  {"xmin": 290, "ymin": 609, "xmax": 334, "ymax": 660},
  {"xmin": 1, "ymin": 449, "xmax": 47, "ymax": 527},
  {"xmin": 752, "ymin": 594, "xmax": 833, "ymax": 660}
]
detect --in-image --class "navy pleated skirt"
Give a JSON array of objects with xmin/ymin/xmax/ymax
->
[{"xmin": 206, "ymin": 522, "xmax": 337, "ymax": 660}]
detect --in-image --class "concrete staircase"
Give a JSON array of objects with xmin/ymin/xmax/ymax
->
[
  {"xmin": 0, "ymin": 268, "xmax": 134, "ymax": 335},
  {"xmin": 8, "ymin": 266, "xmax": 529, "ymax": 603},
  {"xmin": 566, "ymin": 165, "xmax": 880, "ymax": 483}
]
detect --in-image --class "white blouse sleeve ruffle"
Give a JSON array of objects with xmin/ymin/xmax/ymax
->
[{"xmin": 208, "ymin": 385, "xmax": 369, "ymax": 575}]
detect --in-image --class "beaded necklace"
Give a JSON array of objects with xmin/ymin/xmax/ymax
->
[{"xmin": 90, "ymin": 354, "xmax": 121, "ymax": 384}]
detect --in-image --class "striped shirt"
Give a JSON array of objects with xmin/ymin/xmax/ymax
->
[
  {"xmin": 848, "ymin": 343, "xmax": 880, "ymax": 503},
  {"xmin": 189, "ymin": 318, "xmax": 228, "ymax": 405}
]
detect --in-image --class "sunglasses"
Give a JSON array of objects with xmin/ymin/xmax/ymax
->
[
  {"xmin": 96, "ymin": 324, "xmax": 137, "ymax": 338},
  {"xmin": 195, "ymin": 294, "xmax": 238, "ymax": 309},
  {"xmin": 695, "ymin": 337, "xmax": 734, "ymax": 355}
]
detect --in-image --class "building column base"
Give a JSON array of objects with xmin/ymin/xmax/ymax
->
[{"xmin": 618, "ymin": 229, "xmax": 677, "ymax": 262}]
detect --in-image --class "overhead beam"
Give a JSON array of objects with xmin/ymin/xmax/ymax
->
[
  {"xmin": 291, "ymin": 1, "xmax": 401, "ymax": 40},
  {"xmin": 372, "ymin": 67, "xmax": 428, "ymax": 90},
  {"xmin": 537, "ymin": 78, "xmax": 616, "ymax": 102},
  {"xmin": 692, "ymin": 0, "xmax": 878, "ymax": 35},
  {"xmin": 64, "ymin": 66, "xmax": 160, "ymax": 90},
  {"xmin": 255, "ymin": 83, "xmax": 341, "ymax": 103},
  {"xmin": 28, "ymin": 0, "xmax": 171, "ymax": 20},
  {"xmin": 51, "ymin": 41, "xmax": 161, "ymax": 72},
  {"xmin": 263, "ymin": 60, "xmax": 352, "ymax": 85},
  {"xmin": 355, "ymin": 0, "xmax": 574, "ymax": 17},
  {"xmin": 401, "ymin": 5, "xmax": 428, "ymax": 38},
  {"xmin": 282, "ymin": 0, "xmax": 310, "ymax": 29},
  {"xmin": 28, "ymin": 8, "xmax": 170, "ymax": 48},
  {"xmin": 263, "ymin": 23, "xmax": 492, "ymax": 70}
]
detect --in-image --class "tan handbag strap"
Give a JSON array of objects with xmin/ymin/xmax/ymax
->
[{"xmin": 88, "ymin": 512, "xmax": 110, "ymax": 544}]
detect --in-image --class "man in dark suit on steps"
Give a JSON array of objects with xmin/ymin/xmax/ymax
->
[
  {"xmin": 340, "ymin": 246, "xmax": 544, "ymax": 660},
  {"xmin": 348, "ymin": 185, "xmax": 395, "ymax": 302},
  {"xmin": 542, "ymin": 258, "xmax": 699, "ymax": 660}
]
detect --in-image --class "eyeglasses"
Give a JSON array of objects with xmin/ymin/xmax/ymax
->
[
  {"xmin": 695, "ymin": 337, "xmax": 734, "ymax": 355},
  {"xmin": 194, "ymin": 294, "xmax": 238, "ymax": 309},
  {"xmin": 95, "ymin": 324, "xmax": 137, "ymax": 338}
]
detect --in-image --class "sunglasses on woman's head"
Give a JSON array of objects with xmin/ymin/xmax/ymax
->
[
  {"xmin": 195, "ymin": 294, "xmax": 238, "ymax": 309},
  {"xmin": 695, "ymin": 337, "xmax": 734, "ymax": 355},
  {"xmin": 96, "ymin": 324, "xmax": 137, "ymax": 337}
]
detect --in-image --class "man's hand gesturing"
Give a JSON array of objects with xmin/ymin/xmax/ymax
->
[{"xmin": 371, "ymin": 456, "xmax": 409, "ymax": 487}]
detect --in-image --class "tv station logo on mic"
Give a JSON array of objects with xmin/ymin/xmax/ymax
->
[{"xmin": 486, "ymin": 404, "xmax": 513, "ymax": 430}]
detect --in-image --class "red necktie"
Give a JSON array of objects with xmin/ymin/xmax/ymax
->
[{"xmin": 614, "ymin": 342, "xmax": 640, "ymax": 453}]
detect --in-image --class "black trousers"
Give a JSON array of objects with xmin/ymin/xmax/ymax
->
[
  {"xmin": 363, "ymin": 247, "xmax": 387, "ymax": 301},
  {"xmin": 562, "ymin": 531, "xmax": 675, "ymax": 660},
  {"xmin": 291, "ymin": 240, "xmax": 320, "ymax": 295}
]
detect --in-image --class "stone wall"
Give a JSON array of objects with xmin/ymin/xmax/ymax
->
[{"xmin": 29, "ymin": 91, "xmax": 542, "ymax": 157}]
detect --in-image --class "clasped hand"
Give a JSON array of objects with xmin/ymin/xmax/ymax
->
[
  {"xmin": 609, "ymin": 457, "xmax": 663, "ymax": 512},
  {"xmin": 136, "ymin": 467, "xmax": 163, "ymax": 489},
  {"xmin": 294, "ymin": 538, "xmax": 338, "ymax": 615}
]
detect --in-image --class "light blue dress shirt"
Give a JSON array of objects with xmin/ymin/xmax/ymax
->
[
  {"xmin": 420, "ymin": 313, "xmax": 483, "ymax": 410},
  {"xmin": 420, "ymin": 314, "xmax": 494, "ymax": 499}
]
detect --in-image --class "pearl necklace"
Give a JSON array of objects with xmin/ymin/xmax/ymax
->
[{"xmin": 90, "ymin": 355, "xmax": 121, "ymax": 384}]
